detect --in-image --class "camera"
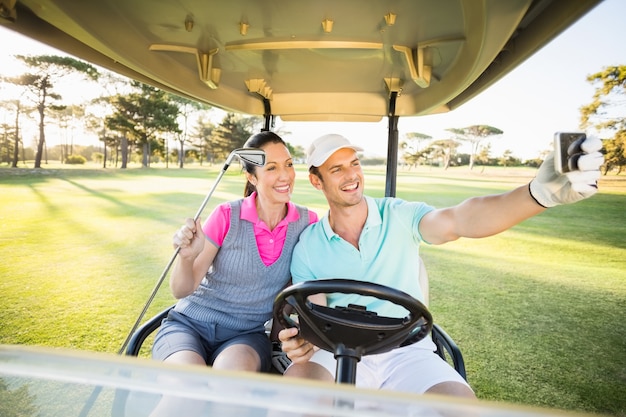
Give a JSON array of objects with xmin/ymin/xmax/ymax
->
[{"xmin": 554, "ymin": 132, "xmax": 586, "ymax": 174}]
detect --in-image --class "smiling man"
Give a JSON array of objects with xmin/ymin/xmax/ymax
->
[{"xmin": 278, "ymin": 133, "xmax": 603, "ymax": 398}]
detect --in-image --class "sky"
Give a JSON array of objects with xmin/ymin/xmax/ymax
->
[
  {"xmin": 1, "ymin": 0, "xmax": 625, "ymax": 160},
  {"xmin": 278, "ymin": 0, "xmax": 626, "ymax": 160}
]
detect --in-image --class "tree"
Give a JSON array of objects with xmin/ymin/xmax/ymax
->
[
  {"xmin": 0, "ymin": 121, "xmax": 13, "ymax": 165},
  {"xmin": 210, "ymin": 113, "xmax": 262, "ymax": 161},
  {"xmin": 499, "ymin": 149, "xmax": 519, "ymax": 167},
  {"xmin": 430, "ymin": 139, "xmax": 460, "ymax": 169},
  {"xmin": 286, "ymin": 143, "xmax": 305, "ymax": 161},
  {"xmin": 580, "ymin": 65, "xmax": 626, "ymax": 174},
  {"xmin": 105, "ymin": 81, "xmax": 180, "ymax": 168},
  {"xmin": 0, "ymin": 99, "xmax": 25, "ymax": 167},
  {"xmin": 3, "ymin": 55, "xmax": 99, "ymax": 168},
  {"xmin": 262, "ymin": 125, "xmax": 305, "ymax": 161},
  {"xmin": 89, "ymin": 71, "xmax": 133, "ymax": 168},
  {"xmin": 400, "ymin": 132, "xmax": 432, "ymax": 168},
  {"xmin": 447, "ymin": 125, "xmax": 503, "ymax": 170},
  {"xmin": 475, "ymin": 143, "xmax": 492, "ymax": 170},
  {"xmin": 600, "ymin": 131, "xmax": 626, "ymax": 174},
  {"xmin": 169, "ymin": 95, "xmax": 208, "ymax": 168},
  {"xmin": 104, "ymin": 111, "xmax": 132, "ymax": 168},
  {"xmin": 189, "ymin": 115, "xmax": 216, "ymax": 165},
  {"xmin": 50, "ymin": 104, "xmax": 85, "ymax": 162}
]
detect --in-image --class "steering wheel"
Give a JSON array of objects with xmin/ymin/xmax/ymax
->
[{"xmin": 273, "ymin": 279, "xmax": 432, "ymax": 384}]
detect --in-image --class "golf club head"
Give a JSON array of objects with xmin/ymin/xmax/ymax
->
[{"xmin": 231, "ymin": 148, "xmax": 266, "ymax": 166}]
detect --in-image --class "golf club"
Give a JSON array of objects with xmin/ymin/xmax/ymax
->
[
  {"xmin": 118, "ymin": 148, "xmax": 266, "ymax": 355},
  {"xmin": 78, "ymin": 148, "xmax": 265, "ymax": 417}
]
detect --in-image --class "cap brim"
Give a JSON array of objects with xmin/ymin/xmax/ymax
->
[{"xmin": 309, "ymin": 145, "xmax": 363, "ymax": 167}]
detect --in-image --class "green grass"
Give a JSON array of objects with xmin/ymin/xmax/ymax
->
[{"xmin": 1, "ymin": 162, "xmax": 625, "ymax": 416}]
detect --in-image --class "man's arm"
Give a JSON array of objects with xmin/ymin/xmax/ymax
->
[
  {"xmin": 419, "ymin": 135, "xmax": 604, "ymax": 245},
  {"xmin": 419, "ymin": 185, "xmax": 544, "ymax": 245}
]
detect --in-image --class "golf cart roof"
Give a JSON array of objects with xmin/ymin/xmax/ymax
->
[{"xmin": 0, "ymin": 0, "xmax": 602, "ymax": 122}]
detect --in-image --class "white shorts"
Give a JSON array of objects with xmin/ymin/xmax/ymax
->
[{"xmin": 307, "ymin": 337, "xmax": 471, "ymax": 394}]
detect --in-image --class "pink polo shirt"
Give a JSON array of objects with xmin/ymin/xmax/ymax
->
[{"xmin": 202, "ymin": 193, "xmax": 318, "ymax": 266}]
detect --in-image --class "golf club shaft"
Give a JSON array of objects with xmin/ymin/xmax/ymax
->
[
  {"xmin": 79, "ymin": 151, "xmax": 262, "ymax": 417},
  {"xmin": 191, "ymin": 162, "xmax": 231, "ymax": 223},
  {"xmin": 117, "ymin": 164, "xmax": 230, "ymax": 355},
  {"xmin": 79, "ymin": 161, "xmax": 235, "ymax": 417}
]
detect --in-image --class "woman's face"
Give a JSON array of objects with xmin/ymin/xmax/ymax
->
[{"xmin": 248, "ymin": 142, "xmax": 295, "ymax": 205}]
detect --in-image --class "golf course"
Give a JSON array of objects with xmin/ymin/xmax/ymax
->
[{"xmin": 1, "ymin": 163, "xmax": 624, "ymax": 416}]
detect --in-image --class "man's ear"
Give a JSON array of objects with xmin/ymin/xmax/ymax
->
[{"xmin": 309, "ymin": 172, "xmax": 323, "ymax": 190}]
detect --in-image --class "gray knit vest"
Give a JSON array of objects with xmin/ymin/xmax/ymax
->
[{"xmin": 174, "ymin": 200, "xmax": 310, "ymax": 331}]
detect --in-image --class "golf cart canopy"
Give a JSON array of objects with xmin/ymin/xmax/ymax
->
[
  {"xmin": 0, "ymin": 0, "xmax": 603, "ymax": 196},
  {"xmin": 0, "ymin": 0, "xmax": 602, "ymax": 123}
]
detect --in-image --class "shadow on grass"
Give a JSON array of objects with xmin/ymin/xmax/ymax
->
[{"xmin": 422, "ymin": 248, "xmax": 626, "ymax": 415}]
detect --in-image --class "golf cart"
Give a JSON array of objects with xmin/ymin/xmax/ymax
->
[
  {"xmin": 0, "ymin": 0, "xmax": 604, "ymax": 416},
  {"xmin": 107, "ymin": 275, "xmax": 462, "ymax": 416},
  {"xmin": 123, "ymin": 261, "xmax": 466, "ymax": 380}
]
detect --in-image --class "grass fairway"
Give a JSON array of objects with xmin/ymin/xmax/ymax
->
[{"xmin": 1, "ymin": 163, "xmax": 625, "ymax": 416}]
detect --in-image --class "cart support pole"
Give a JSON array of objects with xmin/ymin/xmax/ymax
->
[{"xmin": 385, "ymin": 91, "xmax": 399, "ymax": 197}]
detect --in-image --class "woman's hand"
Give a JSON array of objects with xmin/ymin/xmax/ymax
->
[{"xmin": 173, "ymin": 218, "xmax": 205, "ymax": 260}]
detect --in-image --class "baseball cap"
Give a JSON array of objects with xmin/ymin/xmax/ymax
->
[{"xmin": 306, "ymin": 134, "xmax": 364, "ymax": 168}]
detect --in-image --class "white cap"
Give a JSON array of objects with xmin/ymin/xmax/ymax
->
[{"xmin": 306, "ymin": 134, "xmax": 364, "ymax": 168}]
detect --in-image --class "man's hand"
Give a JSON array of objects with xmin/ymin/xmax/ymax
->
[
  {"xmin": 278, "ymin": 327, "xmax": 318, "ymax": 364},
  {"xmin": 529, "ymin": 135, "xmax": 604, "ymax": 208}
]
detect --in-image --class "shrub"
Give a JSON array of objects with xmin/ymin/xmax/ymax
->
[
  {"xmin": 65, "ymin": 154, "xmax": 87, "ymax": 165},
  {"xmin": 91, "ymin": 152, "xmax": 104, "ymax": 163}
]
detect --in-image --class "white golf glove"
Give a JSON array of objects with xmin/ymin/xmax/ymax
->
[{"xmin": 529, "ymin": 135, "xmax": 604, "ymax": 208}]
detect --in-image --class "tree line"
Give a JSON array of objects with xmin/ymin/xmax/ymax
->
[
  {"xmin": 1, "ymin": 55, "xmax": 624, "ymax": 173},
  {"xmin": 0, "ymin": 55, "xmax": 281, "ymax": 169},
  {"xmin": 397, "ymin": 66, "xmax": 625, "ymax": 172}
]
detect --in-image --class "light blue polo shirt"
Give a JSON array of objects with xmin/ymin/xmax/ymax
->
[{"xmin": 290, "ymin": 196, "xmax": 434, "ymax": 318}]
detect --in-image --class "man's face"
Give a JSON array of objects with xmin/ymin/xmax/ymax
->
[{"xmin": 309, "ymin": 148, "xmax": 364, "ymax": 208}]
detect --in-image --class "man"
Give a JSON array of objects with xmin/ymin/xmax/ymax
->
[{"xmin": 278, "ymin": 133, "xmax": 603, "ymax": 398}]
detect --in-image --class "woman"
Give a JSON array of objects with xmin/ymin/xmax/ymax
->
[{"xmin": 151, "ymin": 131, "xmax": 318, "ymax": 373}]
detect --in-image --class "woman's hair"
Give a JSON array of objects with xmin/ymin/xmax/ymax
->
[{"xmin": 242, "ymin": 131, "xmax": 287, "ymax": 197}]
